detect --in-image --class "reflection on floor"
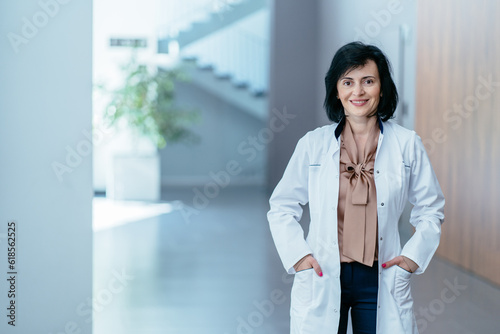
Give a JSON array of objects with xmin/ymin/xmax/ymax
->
[
  {"xmin": 93, "ymin": 186, "xmax": 500, "ymax": 334},
  {"xmin": 93, "ymin": 197, "xmax": 178, "ymax": 231}
]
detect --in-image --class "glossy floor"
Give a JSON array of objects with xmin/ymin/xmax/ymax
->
[{"xmin": 94, "ymin": 186, "xmax": 500, "ymax": 334}]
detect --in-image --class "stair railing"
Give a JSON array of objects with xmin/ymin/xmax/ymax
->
[
  {"xmin": 157, "ymin": 0, "xmax": 244, "ymax": 40},
  {"xmin": 182, "ymin": 26, "xmax": 269, "ymax": 95}
]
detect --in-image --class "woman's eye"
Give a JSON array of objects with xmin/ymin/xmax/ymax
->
[
  {"xmin": 365, "ymin": 79, "xmax": 373, "ymax": 84},
  {"xmin": 343, "ymin": 81, "xmax": 351, "ymax": 86}
]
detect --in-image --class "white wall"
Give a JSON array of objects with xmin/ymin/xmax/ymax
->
[{"xmin": 0, "ymin": 1, "xmax": 92, "ymax": 333}]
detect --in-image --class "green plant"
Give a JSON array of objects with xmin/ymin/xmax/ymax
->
[{"xmin": 103, "ymin": 55, "xmax": 199, "ymax": 149}]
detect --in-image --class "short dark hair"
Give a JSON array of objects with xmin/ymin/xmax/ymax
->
[{"xmin": 323, "ymin": 41, "xmax": 398, "ymax": 122}]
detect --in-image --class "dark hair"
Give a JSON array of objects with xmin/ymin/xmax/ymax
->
[{"xmin": 323, "ymin": 41, "xmax": 398, "ymax": 122}]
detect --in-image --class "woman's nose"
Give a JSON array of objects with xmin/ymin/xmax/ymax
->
[{"xmin": 353, "ymin": 84, "xmax": 364, "ymax": 96}]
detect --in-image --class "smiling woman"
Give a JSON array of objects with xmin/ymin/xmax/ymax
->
[{"xmin": 268, "ymin": 41, "xmax": 445, "ymax": 334}]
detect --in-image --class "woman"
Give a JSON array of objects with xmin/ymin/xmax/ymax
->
[{"xmin": 267, "ymin": 42, "xmax": 445, "ymax": 334}]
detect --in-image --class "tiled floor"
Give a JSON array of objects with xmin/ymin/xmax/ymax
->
[{"xmin": 94, "ymin": 186, "xmax": 500, "ymax": 334}]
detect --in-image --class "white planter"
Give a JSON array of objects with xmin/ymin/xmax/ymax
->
[{"xmin": 106, "ymin": 153, "xmax": 161, "ymax": 201}]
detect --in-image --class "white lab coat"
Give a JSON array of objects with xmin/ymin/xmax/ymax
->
[{"xmin": 268, "ymin": 120, "xmax": 445, "ymax": 333}]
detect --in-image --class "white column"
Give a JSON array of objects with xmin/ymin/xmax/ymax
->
[{"xmin": 0, "ymin": 0, "xmax": 93, "ymax": 332}]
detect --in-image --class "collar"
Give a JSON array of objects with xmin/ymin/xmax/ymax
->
[{"xmin": 334, "ymin": 116, "xmax": 384, "ymax": 140}]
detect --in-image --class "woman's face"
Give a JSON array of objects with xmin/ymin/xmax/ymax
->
[{"xmin": 336, "ymin": 60, "xmax": 381, "ymax": 120}]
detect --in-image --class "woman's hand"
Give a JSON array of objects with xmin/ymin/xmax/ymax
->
[
  {"xmin": 382, "ymin": 255, "xmax": 419, "ymax": 273},
  {"xmin": 294, "ymin": 254, "xmax": 323, "ymax": 277}
]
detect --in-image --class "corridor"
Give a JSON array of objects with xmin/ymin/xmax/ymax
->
[{"xmin": 94, "ymin": 186, "xmax": 500, "ymax": 333}]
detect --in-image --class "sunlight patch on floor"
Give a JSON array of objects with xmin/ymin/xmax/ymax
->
[{"xmin": 92, "ymin": 197, "xmax": 178, "ymax": 231}]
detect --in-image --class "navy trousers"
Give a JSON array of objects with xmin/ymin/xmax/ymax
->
[{"xmin": 337, "ymin": 261, "xmax": 379, "ymax": 334}]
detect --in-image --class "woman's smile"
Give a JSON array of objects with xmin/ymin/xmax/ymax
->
[{"xmin": 350, "ymin": 99, "xmax": 369, "ymax": 106}]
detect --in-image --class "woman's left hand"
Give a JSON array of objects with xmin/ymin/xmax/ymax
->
[{"xmin": 382, "ymin": 256, "xmax": 419, "ymax": 273}]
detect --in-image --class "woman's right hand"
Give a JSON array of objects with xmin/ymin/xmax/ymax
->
[{"xmin": 294, "ymin": 254, "xmax": 323, "ymax": 277}]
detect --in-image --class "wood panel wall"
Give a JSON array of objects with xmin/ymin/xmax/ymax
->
[{"xmin": 416, "ymin": 0, "xmax": 500, "ymax": 286}]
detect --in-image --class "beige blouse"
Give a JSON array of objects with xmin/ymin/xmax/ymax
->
[{"xmin": 337, "ymin": 120, "xmax": 380, "ymax": 266}]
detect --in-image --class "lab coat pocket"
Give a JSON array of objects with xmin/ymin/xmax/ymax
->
[
  {"xmin": 394, "ymin": 265, "xmax": 413, "ymax": 310},
  {"xmin": 291, "ymin": 268, "xmax": 314, "ymax": 307},
  {"xmin": 290, "ymin": 269, "xmax": 314, "ymax": 332}
]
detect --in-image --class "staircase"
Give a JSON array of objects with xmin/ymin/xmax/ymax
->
[
  {"xmin": 157, "ymin": 0, "xmax": 269, "ymax": 120},
  {"xmin": 158, "ymin": 0, "xmax": 267, "ymax": 50}
]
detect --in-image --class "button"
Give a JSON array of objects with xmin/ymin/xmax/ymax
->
[
  {"xmin": 376, "ymin": 170, "xmax": 380, "ymax": 174},
  {"xmin": 380, "ymin": 237, "xmax": 383, "ymax": 241},
  {"xmin": 334, "ymin": 309, "xmax": 338, "ymax": 313},
  {"xmin": 381, "ymin": 202, "xmax": 385, "ymax": 206},
  {"xmin": 378, "ymin": 305, "xmax": 381, "ymax": 309}
]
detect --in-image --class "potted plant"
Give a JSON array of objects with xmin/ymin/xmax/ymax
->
[{"xmin": 101, "ymin": 54, "xmax": 199, "ymax": 201}]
